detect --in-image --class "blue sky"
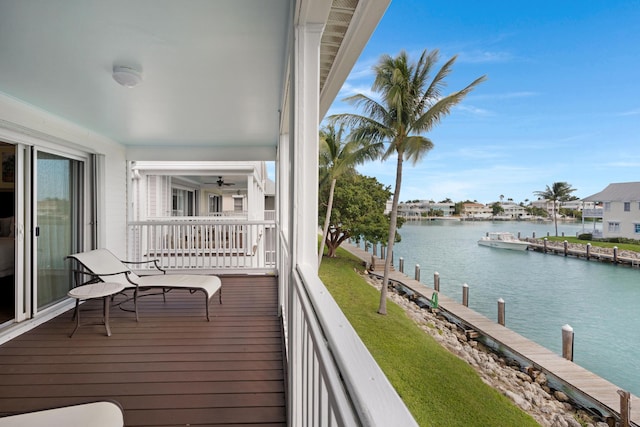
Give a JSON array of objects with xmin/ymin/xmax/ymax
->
[{"xmin": 325, "ymin": 1, "xmax": 640, "ymax": 205}]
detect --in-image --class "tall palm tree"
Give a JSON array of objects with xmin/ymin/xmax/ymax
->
[
  {"xmin": 534, "ymin": 182, "xmax": 576, "ymax": 236},
  {"xmin": 331, "ymin": 49, "xmax": 486, "ymax": 314},
  {"xmin": 318, "ymin": 123, "xmax": 377, "ymax": 268}
]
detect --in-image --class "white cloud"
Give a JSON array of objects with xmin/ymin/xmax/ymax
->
[
  {"xmin": 454, "ymin": 104, "xmax": 494, "ymax": 116},
  {"xmin": 456, "ymin": 50, "xmax": 513, "ymax": 64},
  {"xmin": 617, "ymin": 108, "xmax": 640, "ymax": 116},
  {"xmin": 472, "ymin": 91, "xmax": 539, "ymax": 100}
]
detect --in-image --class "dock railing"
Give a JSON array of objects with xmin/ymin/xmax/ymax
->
[{"xmin": 128, "ymin": 219, "xmax": 276, "ymax": 272}]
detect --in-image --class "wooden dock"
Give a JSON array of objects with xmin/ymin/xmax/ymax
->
[
  {"xmin": 343, "ymin": 242, "xmax": 639, "ymax": 425},
  {"xmin": 527, "ymin": 241, "xmax": 640, "ymax": 267}
]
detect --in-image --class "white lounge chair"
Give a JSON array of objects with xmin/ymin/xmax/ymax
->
[
  {"xmin": 0, "ymin": 401, "xmax": 124, "ymax": 426},
  {"xmin": 67, "ymin": 248, "xmax": 222, "ymax": 321}
]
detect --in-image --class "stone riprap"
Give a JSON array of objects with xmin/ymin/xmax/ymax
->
[{"xmin": 364, "ymin": 273, "xmax": 611, "ymax": 427}]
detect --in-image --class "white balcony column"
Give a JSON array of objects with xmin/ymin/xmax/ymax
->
[
  {"xmin": 288, "ymin": 20, "xmax": 323, "ymax": 427},
  {"xmin": 291, "ymin": 22, "xmax": 323, "ymax": 270}
]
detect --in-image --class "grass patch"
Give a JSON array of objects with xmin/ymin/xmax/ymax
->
[
  {"xmin": 545, "ymin": 236, "xmax": 640, "ymax": 252},
  {"xmin": 319, "ymin": 248, "xmax": 538, "ymax": 427}
]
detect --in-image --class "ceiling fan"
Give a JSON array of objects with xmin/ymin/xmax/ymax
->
[{"xmin": 215, "ymin": 176, "xmax": 234, "ymax": 187}]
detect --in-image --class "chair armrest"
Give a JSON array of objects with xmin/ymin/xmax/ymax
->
[
  {"xmin": 70, "ymin": 269, "xmax": 102, "ymax": 287},
  {"xmin": 121, "ymin": 259, "xmax": 166, "ymax": 274}
]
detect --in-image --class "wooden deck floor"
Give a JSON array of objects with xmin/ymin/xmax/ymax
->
[{"xmin": 0, "ymin": 275, "xmax": 286, "ymax": 427}]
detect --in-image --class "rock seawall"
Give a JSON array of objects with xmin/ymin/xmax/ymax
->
[{"xmin": 364, "ymin": 273, "xmax": 612, "ymax": 427}]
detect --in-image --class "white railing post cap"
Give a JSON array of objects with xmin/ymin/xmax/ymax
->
[
  {"xmin": 562, "ymin": 324, "xmax": 573, "ymax": 332},
  {"xmin": 497, "ymin": 298, "xmax": 504, "ymax": 303}
]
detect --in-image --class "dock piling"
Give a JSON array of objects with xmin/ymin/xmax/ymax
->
[
  {"xmin": 562, "ymin": 324, "xmax": 574, "ymax": 361},
  {"xmin": 564, "ymin": 240, "xmax": 568, "ymax": 256},
  {"xmin": 586, "ymin": 243, "xmax": 591, "ymax": 260},
  {"xmin": 434, "ymin": 272, "xmax": 440, "ymax": 292},
  {"xmin": 618, "ymin": 389, "xmax": 631, "ymax": 427},
  {"xmin": 398, "ymin": 257, "xmax": 404, "ymax": 273},
  {"xmin": 614, "ymin": 246, "xmax": 618, "ymax": 264},
  {"xmin": 414, "ymin": 264, "xmax": 420, "ymax": 282},
  {"xmin": 497, "ymin": 298, "xmax": 505, "ymax": 326},
  {"xmin": 462, "ymin": 283, "xmax": 469, "ymax": 307}
]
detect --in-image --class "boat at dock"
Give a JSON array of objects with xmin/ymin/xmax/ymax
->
[{"xmin": 477, "ymin": 232, "xmax": 530, "ymax": 251}]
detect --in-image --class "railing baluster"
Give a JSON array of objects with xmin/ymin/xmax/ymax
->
[{"xmin": 127, "ymin": 219, "xmax": 275, "ymax": 272}]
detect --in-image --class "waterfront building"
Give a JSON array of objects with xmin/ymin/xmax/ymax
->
[
  {"xmin": 462, "ymin": 202, "xmax": 493, "ymax": 219},
  {"xmin": 583, "ymin": 182, "xmax": 640, "ymax": 239},
  {"xmin": 130, "ymin": 161, "xmax": 271, "ymax": 220},
  {"xmin": 0, "ymin": 1, "xmax": 417, "ymax": 425},
  {"xmin": 397, "ymin": 200, "xmax": 455, "ymax": 218},
  {"xmin": 532, "ymin": 198, "xmax": 595, "ymax": 217},
  {"xmin": 499, "ymin": 201, "xmax": 527, "ymax": 219}
]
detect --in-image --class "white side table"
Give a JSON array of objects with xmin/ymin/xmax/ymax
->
[{"xmin": 68, "ymin": 282, "xmax": 125, "ymax": 337}]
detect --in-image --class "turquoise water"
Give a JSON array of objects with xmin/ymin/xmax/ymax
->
[{"xmin": 389, "ymin": 220, "xmax": 640, "ymax": 395}]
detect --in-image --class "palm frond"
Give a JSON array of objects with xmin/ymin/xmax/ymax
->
[{"xmin": 403, "ymin": 136, "xmax": 434, "ymax": 165}]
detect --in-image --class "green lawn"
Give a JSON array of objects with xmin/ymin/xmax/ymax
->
[
  {"xmin": 319, "ymin": 248, "xmax": 539, "ymax": 427},
  {"xmin": 544, "ymin": 236, "xmax": 640, "ymax": 252}
]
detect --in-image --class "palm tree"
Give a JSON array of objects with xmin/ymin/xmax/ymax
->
[
  {"xmin": 534, "ymin": 182, "xmax": 577, "ymax": 236},
  {"xmin": 331, "ymin": 49, "xmax": 486, "ymax": 314},
  {"xmin": 318, "ymin": 123, "xmax": 377, "ymax": 268}
]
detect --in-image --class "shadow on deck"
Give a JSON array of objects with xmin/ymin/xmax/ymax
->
[{"xmin": 0, "ymin": 275, "xmax": 285, "ymax": 427}]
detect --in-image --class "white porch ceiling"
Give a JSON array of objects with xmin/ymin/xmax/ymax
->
[
  {"xmin": 0, "ymin": 0, "xmax": 388, "ymax": 159},
  {"xmin": 0, "ymin": 0, "xmax": 289, "ymax": 150}
]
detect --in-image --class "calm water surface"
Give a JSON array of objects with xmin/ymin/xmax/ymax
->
[{"xmin": 390, "ymin": 220, "xmax": 640, "ymax": 395}]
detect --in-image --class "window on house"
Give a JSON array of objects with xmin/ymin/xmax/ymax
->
[
  {"xmin": 604, "ymin": 202, "xmax": 611, "ymax": 211},
  {"xmin": 608, "ymin": 222, "xmax": 620, "ymax": 233},
  {"xmin": 624, "ymin": 202, "xmax": 630, "ymax": 212},
  {"xmin": 208, "ymin": 195, "xmax": 221, "ymax": 214},
  {"xmin": 233, "ymin": 196, "xmax": 244, "ymax": 212},
  {"xmin": 172, "ymin": 188, "xmax": 195, "ymax": 216},
  {"xmin": 635, "ymin": 223, "xmax": 640, "ymax": 234}
]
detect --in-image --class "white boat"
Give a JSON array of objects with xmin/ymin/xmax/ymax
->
[{"xmin": 477, "ymin": 232, "xmax": 530, "ymax": 251}]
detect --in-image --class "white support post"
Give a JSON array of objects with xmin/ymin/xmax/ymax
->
[
  {"xmin": 292, "ymin": 22, "xmax": 323, "ymax": 271},
  {"xmin": 289, "ymin": 21, "xmax": 323, "ymax": 426}
]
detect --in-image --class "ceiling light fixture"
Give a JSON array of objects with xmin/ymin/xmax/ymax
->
[{"xmin": 112, "ymin": 65, "xmax": 143, "ymax": 88}]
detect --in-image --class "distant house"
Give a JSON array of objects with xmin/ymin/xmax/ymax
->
[
  {"xmin": 583, "ymin": 182, "xmax": 640, "ymax": 239},
  {"xmin": 462, "ymin": 202, "xmax": 492, "ymax": 219},
  {"xmin": 130, "ymin": 161, "xmax": 270, "ymax": 220},
  {"xmin": 499, "ymin": 201, "xmax": 527, "ymax": 219},
  {"xmin": 396, "ymin": 200, "xmax": 454, "ymax": 218},
  {"xmin": 532, "ymin": 198, "xmax": 594, "ymax": 217}
]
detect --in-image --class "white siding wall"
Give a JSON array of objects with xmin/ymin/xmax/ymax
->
[
  {"xmin": 0, "ymin": 93, "xmax": 128, "ymax": 256},
  {"xmin": 604, "ymin": 201, "xmax": 640, "ymax": 239}
]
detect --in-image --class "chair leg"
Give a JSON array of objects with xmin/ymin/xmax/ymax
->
[
  {"xmin": 69, "ymin": 300, "xmax": 81, "ymax": 338},
  {"xmin": 133, "ymin": 289, "xmax": 139, "ymax": 322},
  {"xmin": 205, "ymin": 293, "xmax": 210, "ymax": 322}
]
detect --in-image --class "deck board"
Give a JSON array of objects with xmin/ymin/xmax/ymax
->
[{"xmin": 0, "ymin": 275, "xmax": 286, "ymax": 427}]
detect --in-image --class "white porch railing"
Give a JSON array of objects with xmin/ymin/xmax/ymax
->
[
  {"xmin": 128, "ymin": 219, "xmax": 276, "ymax": 271},
  {"xmin": 283, "ymin": 259, "xmax": 418, "ymax": 426},
  {"xmin": 583, "ymin": 208, "xmax": 604, "ymax": 218}
]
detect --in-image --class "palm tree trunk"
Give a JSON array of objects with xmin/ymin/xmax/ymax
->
[
  {"xmin": 378, "ymin": 154, "xmax": 403, "ymax": 315},
  {"xmin": 553, "ymin": 201, "xmax": 558, "ymax": 237},
  {"xmin": 318, "ymin": 178, "xmax": 336, "ymax": 269}
]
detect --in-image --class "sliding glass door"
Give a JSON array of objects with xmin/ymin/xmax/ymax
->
[
  {"xmin": 0, "ymin": 143, "xmax": 16, "ymax": 325},
  {"xmin": 35, "ymin": 151, "xmax": 83, "ymax": 310}
]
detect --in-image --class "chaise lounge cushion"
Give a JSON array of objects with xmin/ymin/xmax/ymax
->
[
  {"xmin": 0, "ymin": 400, "xmax": 124, "ymax": 427},
  {"xmin": 67, "ymin": 248, "xmax": 222, "ymax": 321}
]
